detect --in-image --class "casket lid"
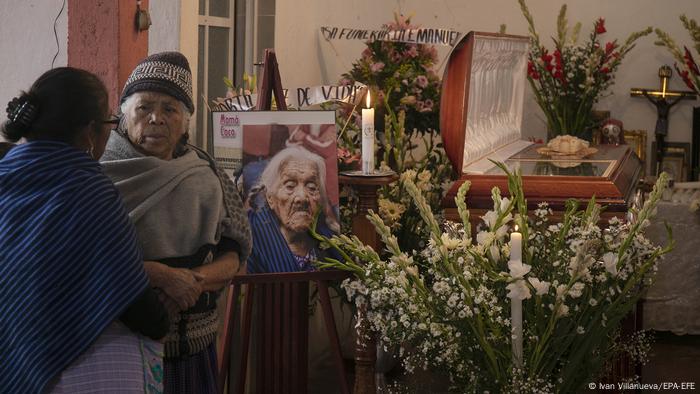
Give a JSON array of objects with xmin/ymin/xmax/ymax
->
[{"xmin": 440, "ymin": 32, "xmax": 530, "ymax": 175}]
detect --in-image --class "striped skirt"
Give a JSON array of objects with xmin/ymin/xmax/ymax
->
[{"xmin": 163, "ymin": 343, "xmax": 218, "ymax": 394}]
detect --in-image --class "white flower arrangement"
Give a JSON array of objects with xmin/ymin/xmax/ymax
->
[{"xmin": 314, "ymin": 164, "xmax": 672, "ymax": 393}]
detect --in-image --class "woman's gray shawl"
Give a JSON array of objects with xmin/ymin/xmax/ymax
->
[{"xmin": 100, "ymin": 130, "xmax": 251, "ymax": 263}]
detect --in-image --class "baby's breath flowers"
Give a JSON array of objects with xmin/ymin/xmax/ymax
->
[{"xmin": 314, "ymin": 167, "xmax": 671, "ymax": 393}]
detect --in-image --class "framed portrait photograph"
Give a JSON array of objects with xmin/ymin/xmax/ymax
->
[
  {"xmin": 211, "ymin": 110, "xmax": 340, "ymax": 274},
  {"xmin": 650, "ymin": 141, "xmax": 691, "ymax": 181}
]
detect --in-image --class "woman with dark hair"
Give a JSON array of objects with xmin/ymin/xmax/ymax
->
[
  {"xmin": 0, "ymin": 141, "xmax": 14, "ymax": 158},
  {"xmin": 0, "ymin": 67, "xmax": 169, "ymax": 393}
]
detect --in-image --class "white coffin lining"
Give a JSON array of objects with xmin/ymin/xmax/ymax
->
[{"xmin": 462, "ymin": 36, "xmax": 530, "ymax": 174}]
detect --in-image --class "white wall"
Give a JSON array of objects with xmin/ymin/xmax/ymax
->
[
  {"xmin": 0, "ymin": 0, "xmax": 187, "ymax": 114},
  {"xmin": 275, "ymin": 0, "xmax": 700, "ymax": 153},
  {"xmin": 4, "ymin": 0, "xmax": 700, "ymax": 156},
  {"xmin": 0, "ymin": 0, "xmax": 67, "ymax": 128},
  {"xmin": 149, "ymin": 0, "xmax": 182, "ymax": 54}
]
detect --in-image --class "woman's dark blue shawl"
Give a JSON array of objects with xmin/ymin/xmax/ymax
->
[
  {"xmin": 0, "ymin": 141, "xmax": 148, "ymax": 393},
  {"xmin": 246, "ymin": 204, "xmax": 338, "ymax": 273}
]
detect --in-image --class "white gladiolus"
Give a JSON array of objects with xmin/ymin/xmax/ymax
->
[
  {"xmin": 506, "ymin": 279, "xmax": 532, "ymax": 300},
  {"xmin": 508, "ymin": 259, "xmax": 531, "ymax": 279},
  {"xmin": 602, "ymin": 252, "xmax": 618, "ymax": 277},
  {"xmin": 528, "ymin": 277, "xmax": 551, "ymax": 296}
]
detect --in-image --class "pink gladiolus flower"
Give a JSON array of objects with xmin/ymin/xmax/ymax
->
[
  {"xmin": 422, "ymin": 99, "xmax": 434, "ymax": 112},
  {"xmin": 370, "ymin": 62, "xmax": 385, "ymax": 72},
  {"xmin": 406, "ymin": 45, "xmax": 419, "ymax": 58}
]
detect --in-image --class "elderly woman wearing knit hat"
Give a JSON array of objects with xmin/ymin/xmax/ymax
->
[{"xmin": 100, "ymin": 51, "xmax": 252, "ymax": 394}]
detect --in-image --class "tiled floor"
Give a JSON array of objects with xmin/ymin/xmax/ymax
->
[
  {"xmin": 641, "ymin": 332, "xmax": 700, "ymax": 392},
  {"xmin": 376, "ymin": 332, "xmax": 700, "ymax": 393},
  {"xmin": 309, "ymin": 332, "xmax": 700, "ymax": 393}
]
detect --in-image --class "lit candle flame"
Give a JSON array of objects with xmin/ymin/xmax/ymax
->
[
  {"xmin": 514, "ymin": 224, "xmax": 519, "ymax": 232},
  {"xmin": 366, "ymin": 90, "xmax": 371, "ymax": 108}
]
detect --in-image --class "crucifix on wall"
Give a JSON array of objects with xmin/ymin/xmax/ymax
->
[{"xmin": 631, "ymin": 65, "xmax": 696, "ymax": 175}]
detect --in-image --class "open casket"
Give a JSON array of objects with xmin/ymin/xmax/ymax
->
[{"xmin": 440, "ymin": 32, "xmax": 642, "ymax": 221}]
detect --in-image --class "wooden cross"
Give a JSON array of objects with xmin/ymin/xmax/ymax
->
[{"xmin": 631, "ymin": 65, "xmax": 696, "ymax": 174}]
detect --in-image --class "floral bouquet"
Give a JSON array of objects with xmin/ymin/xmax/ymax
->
[
  {"xmin": 341, "ymin": 13, "xmax": 441, "ymax": 136},
  {"xmin": 314, "ymin": 165, "xmax": 671, "ymax": 393},
  {"xmin": 335, "ymin": 18, "xmax": 455, "ymax": 251},
  {"xmin": 374, "ymin": 108, "xmax": 455, "ymax": 253},
  {"xmin": 654, "ymin": 15, "xmax": 700, "ymax": 93},
  {"xmin": 518, "ymin": 0, "xmax": 651, "ymax": 141}
]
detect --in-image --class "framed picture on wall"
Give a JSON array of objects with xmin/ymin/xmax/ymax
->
[
  {"xmin": 624, "ymin": 130, "xmax": 647, "ymax": 176},
  {"xmin": 650, "ymin": 141, "xmax": 691, "ymax": 181}
]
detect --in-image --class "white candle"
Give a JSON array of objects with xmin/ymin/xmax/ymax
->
[
  {"xmin": 510, "ymin": 228, "xmax": 522, "ymax": 262},
  {"xmin": 510, "ymin": 226, "xmax": 523, "ymax": 368},
  {"xmin": 361, "ymin": 91, "xmax": 375, "ymax": 174}
]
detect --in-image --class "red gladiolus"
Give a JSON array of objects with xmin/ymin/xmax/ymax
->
[
  {"xmin": 595, "ymin": 18, "xmax": 606, "ymax": 34},
  {"xmin": 605, "ymin": 42, "xmax": 616, "ymax": 56},
  {"xmin": 675, "ymin": 63, "xmax": 697, "ymax": 91},
  {"xmin": 541, "ymin": 49, "xmax": 554, "ymax": 73},
  {"xmin": 553, "ymin": 49, "xmax": 563, "ymax": 70},
  {"xmin": 600, "ymin": 67, "xmax": 610, "ymax": 74},
  {"xmin": 684, "ymin": 46, "xmax": 700, "ymax": 76},
  {"xmin": 527, "ymin": 61, "xmax": 540, "ymax": 80}
]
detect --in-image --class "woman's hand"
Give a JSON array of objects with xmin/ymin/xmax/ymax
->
[
  {"xmin": 157, "ymin": 290, "xmax": 182, "ymax": 320},
  {"xmin": 144, "ymin": 261, "xmax": 204, "ymax": 310},
  {"xmin": 191, "ymin": 251, "xmax": 240, "ymax": 292},
  {"xmin": 160, "ymin": 267, "xmax": 204, "ymax": 310}
]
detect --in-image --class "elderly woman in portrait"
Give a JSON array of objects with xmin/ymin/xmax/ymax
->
[
  {"xmin": 246, "ymin": 146, "xmax": 339, "ymax": 273},
  {"xmin": 100, "ymin": 52, "xmax": 252, "ymax": 394},
  {"xmin": 245, "ymin": 146, "xmax": 352, "ymax": 393},
  {"xmin": 0, "ymin": 67, "xmax": 169, "ymax": 393}
]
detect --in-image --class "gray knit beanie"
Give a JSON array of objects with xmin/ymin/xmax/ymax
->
[{"xmin": 120, "ymin": 51, "xmax": 194, "ymax": 113}]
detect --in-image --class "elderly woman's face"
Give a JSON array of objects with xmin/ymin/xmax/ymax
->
[
  {"xmin": 124, "ymin": 91, "xmax": 186, "ymax": 160},
  {"xmin": 267, "ymin": 158, "xmax": 322, "ymax": 235}
]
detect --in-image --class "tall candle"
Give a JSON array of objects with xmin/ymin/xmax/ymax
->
[
  {"xmin": 361, "ymin": 91, "xmax": 375, "ymax": 174},
  {"xmin": 510, "ymin": 227, "xmax": 522, "ymax": 262},
  {"xmin": 510, "ymin": 226, "xmax": 523, "ymax": 368}
]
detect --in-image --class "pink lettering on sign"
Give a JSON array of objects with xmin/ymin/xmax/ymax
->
[{"xmin": 219, "ymin": 113, "xmax": 240, "ymax": 126}]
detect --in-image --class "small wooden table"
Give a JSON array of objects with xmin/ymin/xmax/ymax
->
[{"xmin": 340, "ymin": 172, "xmax": 398, "ymax": 394}]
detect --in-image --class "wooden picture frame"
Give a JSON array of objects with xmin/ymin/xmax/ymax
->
[
  {"xmin": 651, "ymin": 141, "xmax": 691, "ymax": 181},
  {"xmin": 624, "ymin": 129, "xmax": 647, "ymax": 166}
]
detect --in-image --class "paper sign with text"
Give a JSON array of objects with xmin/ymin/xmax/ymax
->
[
  {"xmin": 211, "ymin": 112, "xmax": 243, "ymax": 180},
  {"xmin": 320, "ymin": 26, "xmax": 461, "ymax": 46},
  {"xmin": 216, "ymin": 82, "xmax": 367, "ymax": 111}
]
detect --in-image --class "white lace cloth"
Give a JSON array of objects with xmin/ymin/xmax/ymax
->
[{"xmin": 643, "ymin": 182, "xmax": 700, "ymax": 335}]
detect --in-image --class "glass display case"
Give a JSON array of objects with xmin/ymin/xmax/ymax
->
[{"xmin": 482, "ymin": 144, "xmax": 626, "ymax": 177}]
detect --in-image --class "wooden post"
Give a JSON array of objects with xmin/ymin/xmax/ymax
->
[
  {"xmin": 339, "ymin": 173, "xmax": 398, "ymax": 394},
  {"xmin": 256, "ymin": 49, "xmax": 287, "ymax": 111},
  {"xmin": 67, "ymin": 0, "xmax": 149, "ymax": 110}
]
